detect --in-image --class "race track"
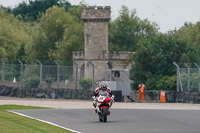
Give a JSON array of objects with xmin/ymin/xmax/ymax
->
[{"xmin": 10, "ymin": 109, "xmax": 200, "ymax": 133}]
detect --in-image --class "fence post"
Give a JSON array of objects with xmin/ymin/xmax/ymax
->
[
  {"xmin": 110, "ymin": 69, "xmax": 112, "ymax": 81},
  {"xmin": 157, "ymin": 90, "xmax": 159, "ymax": 103},
  {"xmin": 73, "ymin": 61, "xmax": 78, "ymax": 90},
  {"xmin": 18, "ymin": 59, "xmax": 23, "ymax": 89},
  {"xmin": 36, "ymin": 59, "xmax": 42, "ymax": 88},
  {"xmin": 89, "ymin": 61, "xmax": 95, "ymax": 91},
  {"xmin": 184, "ymin": 63, "xmax": 190, "ymax": 92},
  {"xmin": 194, "ymin": 63, "xmax": 200, "ymax": 92},
  {"xmin": 173, "ymin": 62, "xmax": 182, "ymax": 92},
  {"xmin": 0, "ymin": 59, "xmax": 5, "ymax": 86},
  {"xmin": 54, "ymin": 61, "xmax": 60, "ymax": 89}
]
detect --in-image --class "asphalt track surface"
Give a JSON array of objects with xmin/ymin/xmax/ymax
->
[{"xmin": 12, "ymin": 109, "xmax": 200, "ymax": 133}]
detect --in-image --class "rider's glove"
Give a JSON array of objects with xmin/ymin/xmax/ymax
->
[
  {"xmin": 111, "ymin": 95, "xmax": 114, "ymax": 101},
  {"xmin": 92, "ymin": 96, "xmax": 96, "ymax": 101}
]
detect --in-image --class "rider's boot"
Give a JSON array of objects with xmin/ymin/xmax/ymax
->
[
  {"xmin": 93, "ymin": 101, "xmax": 97, "ymax": 113},
  {"xmin": 94, "ymin": 108, "xmax": 97, "ymax": 113}
]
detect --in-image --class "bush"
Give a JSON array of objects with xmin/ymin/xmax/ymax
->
[
  {"xmin": 79, "ymin": 78, "xmax": 92, "ymax": 90},
  {"xmin": 155, "ymin": 75, "xmax": 176, "ymax": 91},
  {"xmin": 45, "ymin": 76, "xmax": 54, "ymax": 88},
  {"xmin": 25, "ymin": 75, "xmax": 40, "ymax": 88}
]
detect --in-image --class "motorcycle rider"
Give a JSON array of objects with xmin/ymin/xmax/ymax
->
[{"xmin": 93, "ymin": 84, "xmax": 114, "ymax": 114}]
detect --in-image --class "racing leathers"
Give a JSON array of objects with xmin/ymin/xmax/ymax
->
[{"xmin": 93, "ymin": 86, "xmax": 114, "ymax": 111}]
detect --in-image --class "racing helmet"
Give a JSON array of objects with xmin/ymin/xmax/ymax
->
[{"xmin": 102, "ymin": 84, "xmax": 107, "ymax": 91}]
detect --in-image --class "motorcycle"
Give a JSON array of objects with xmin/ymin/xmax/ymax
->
[{"xmin": 93, "ymin": 94, "xmax": 114, "ymax": 122}]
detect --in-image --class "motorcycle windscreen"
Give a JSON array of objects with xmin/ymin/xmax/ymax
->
[{"xmin": 98, "ymin": 90, "xmax": 108, "ymax": 96}]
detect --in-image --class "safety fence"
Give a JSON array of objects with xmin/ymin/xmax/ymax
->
[
  {"xmin": 173, "ymin": 62, "xmax": 200, "ymax": 92},
  {"xmin": 0, "ymin": 62, "xmax": 132, "ymax": 91},
  {"xmin": 0, "ymin": 63, "xmax": 76, "ymax": 89}
]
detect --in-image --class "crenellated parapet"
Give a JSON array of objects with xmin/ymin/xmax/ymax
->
[
  {"xmin": 81, "ymin": 6, "xmax": 111, "ymax": 22},
  {"xmin": 109, "ymin": 52, "xmax": 135, "ymax": 60},
  {"xmin": 73, "ymin": 51, "xmax": 84, "ymax": 60}
]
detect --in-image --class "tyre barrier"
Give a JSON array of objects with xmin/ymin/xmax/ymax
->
[{"xmin": 0, "ymin": 85, "xmax": 123, "ymax": 102}]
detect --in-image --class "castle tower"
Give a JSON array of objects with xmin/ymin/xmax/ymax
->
[
  {"xmin": 73, "ymin": 6, "xmax": 133, "ymax": 87},
  {"xmin": 78, "ymin": 6, "xmax": 111, "ymax": 80},
  {"xmin": 81, "ymin": 6, "xmax": 111, "ymax": 60}
]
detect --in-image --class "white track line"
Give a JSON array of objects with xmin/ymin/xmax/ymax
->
[{"xmin": 7, "ymin": 110, "xmax": 82, "ymax": 133}]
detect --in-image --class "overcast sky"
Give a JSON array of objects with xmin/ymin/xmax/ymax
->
[{"xmin": 0, "ymin": 0, "xmax": 200, "ymax": 33}]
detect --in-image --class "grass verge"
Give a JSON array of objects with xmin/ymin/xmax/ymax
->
[{"xmin": 0, "ymin": 105, "xmax": 73, "ymax": 133}]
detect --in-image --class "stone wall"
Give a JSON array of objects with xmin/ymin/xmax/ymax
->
[
  {"xmin": 84, "ymin": 60, "xmax": 109, "ymax": 81},
  {"xmin": 84, "ymin": 22, "xmax": 109, "ymax": 60}
]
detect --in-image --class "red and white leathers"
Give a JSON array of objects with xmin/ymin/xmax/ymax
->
[
  {"xmin": 95, "ymin": 86, "xmax": 112, "ymax": 96},
  {"xmin": 93, "ymin": 86, "xmax": 114, "ymax": 113}
]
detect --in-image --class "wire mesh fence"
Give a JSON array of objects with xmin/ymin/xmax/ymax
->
[
  {"xmin": 177, "ymin": 67, "xmax": 200, "ymax": 92},
  {"xmin": 0, "ymin": 62, "xmax": 129, "ymax": 91},
  {"xmin": 1, "ymin": 61, "xmax": 200, "ymax": 103},
  {"xmin": 0, "ymin": 63, "xmax": 75, "ymax": 89}
]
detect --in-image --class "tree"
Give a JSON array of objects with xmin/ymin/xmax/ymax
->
[
  {"xmin": 10, "ymin": 0, "xmax": 71, "ymax": 21},
  {"xmin": 0, "ymin": 9, "xmax": 29, "ymax": 62},
  {"xmin": 176, "ymin": 22, "xmax": 200, "ymax": 58},
  {"xmin": 54, "ymin": 5, "xmax": 84, "ymax": 65},
  {"xmin": 109, "ymin": 5, "xmax": 158, "ymax": 52},
  {"xmin": 130, "ymin": 32, "xmax": 200, "ymax": 90},
  {"xmin": 26, "ymin": 6, "xmax": 84, "ymax": 65}
]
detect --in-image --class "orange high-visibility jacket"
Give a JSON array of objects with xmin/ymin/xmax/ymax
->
[{"xmin": 139, "ymin": 84, "xmax": 145, "ymax": 93}]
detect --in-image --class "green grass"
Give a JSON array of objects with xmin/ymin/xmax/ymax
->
[{"xmin": 0, "ymin": 105, "xmax": 73, "ymax": 133}]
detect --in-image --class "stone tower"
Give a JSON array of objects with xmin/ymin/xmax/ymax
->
[
  {"xmin": 73, "ymin": 6, "xmax": 133, "ymax": 84},
  {"xmin": 82, "ymin": 6, "xmax": 110, "ymax": 60}
]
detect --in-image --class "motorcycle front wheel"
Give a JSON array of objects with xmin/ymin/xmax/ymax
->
[
  {"xmin": 99, "ymin": 117, "xmax": 103, "ymax": 122},
  {"xmin": 102, "ymin": 108, "xmax": 108, "ymax": 122}
]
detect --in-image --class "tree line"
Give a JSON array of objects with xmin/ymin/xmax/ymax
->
[{"xmin": 0, "ymin": 0, "xmax": 200, "ymax": 90}]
